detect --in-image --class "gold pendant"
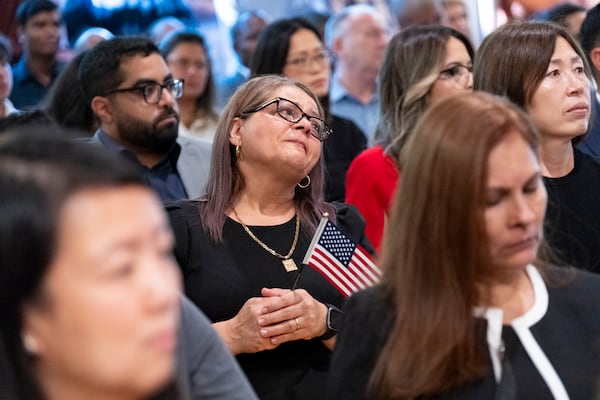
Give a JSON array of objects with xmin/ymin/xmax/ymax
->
[{"xmin": 282, "ymin": 258, "xmax": 298, "ymax": 272}]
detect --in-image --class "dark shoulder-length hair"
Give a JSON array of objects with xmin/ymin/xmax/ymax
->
[
  {"xmin": 369, "ymin": 92, "xmax": 541, "ymax": 398},
  {"xmin": 251, "ymin": 17, "xmax": 322, "ymax": 76},
  {"xmin": 200, "ymin": 75, "xmax": 334, "ymax": 242},
  {"xmin": 45, "ymin": 51, "xmax": 96, "ymax": 135},
  {"xmin": 159, "ymin": 29, "xmax": 217, "ymax": 121},
  {"xmin": 474, "ymin": 20, "xmax": 591, "ymax": 109},
  {"xmin": 375, "ymin": 24, "xmax": 474, "ymax": 163},
  {"xmin": 250, "ymin": 17, "xmax": 334, "ymax": 121}
]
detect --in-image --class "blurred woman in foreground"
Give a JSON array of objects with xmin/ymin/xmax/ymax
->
[{"xmin": 0, "ymin": 134, "xmax": 183, "ymax": 399}]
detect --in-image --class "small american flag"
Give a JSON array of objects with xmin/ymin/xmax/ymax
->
[{"xmin": 302, "ymin": 216, "xmax": 382, "ymax": 297}]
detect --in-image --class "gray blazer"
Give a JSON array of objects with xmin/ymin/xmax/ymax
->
[
  {"xmin": 176, "ymin": 134, "xmax": 212, "ymax": 199},
  {"xmin": 86, "ymin": 130, "xmax": 212, "ymax": 199}
]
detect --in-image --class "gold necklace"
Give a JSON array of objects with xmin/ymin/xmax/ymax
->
[{"xmin": 232, "ymin": 208, "xmax": 300, "ymax": 272}]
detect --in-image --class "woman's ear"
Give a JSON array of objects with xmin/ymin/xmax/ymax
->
[
  {"xmin": 20, "ymin": 304, "xmax": 48, "ymax": 356},
  {"xmin": 229, "ymin": 117, "xmax": 243, "ymax": 147},
  {"xmin": 589, "ymin": 48, "xmax": 600, "ymax": 82}
]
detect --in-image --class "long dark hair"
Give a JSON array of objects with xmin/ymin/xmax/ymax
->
[
  {"xmin": 251, "ymin": 17, "xmax": 334, "ymax": 122},
  {"xmin": 45, "ymin": 51, "xmax": 96, "ymax": 135},
  {"xmin": 159, "ymin": 29, "xmax": 217, "ymax": 121}
]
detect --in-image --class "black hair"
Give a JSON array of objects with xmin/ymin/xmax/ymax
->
[
  {"xmin": 250, "ymin": 17, "xmax": 334, "ymax": 120},
  {"xmin": 45, "ymin": 52, "xmax": 96, "ymax": 135},
  {"xmin": 16, "ymin": 0, "xmax": 58, "ymax": 25},
  {"xmin": 547, "ymin": 3, "xmax": 586, "ymax": 27},
  {"xmin": 79, "ymin": 37, "xmax": 159, "ymax": 105},
  {"xmin": 159, "ymin": 29, "xmax": 216, "ymax": 119},
  {"xmin": 251, "ymin": 17, "xmax": 321, "ymax": 77},
  {"xmin": 580, "ymin": 4, "xmax": 600, "ymax": 58},
  {"xmin": 0, "ymin": 110, "xmax": 57, "ymax": 135}
]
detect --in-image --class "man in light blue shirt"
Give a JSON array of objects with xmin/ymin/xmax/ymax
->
[{"xmin": 325, "ymin": 5, "xmax": 390, "ymax": 142}]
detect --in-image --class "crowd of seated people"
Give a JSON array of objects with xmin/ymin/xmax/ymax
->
[{"xmin": 2, "ymin": 0, "xmax": 600, "ymax": 399}]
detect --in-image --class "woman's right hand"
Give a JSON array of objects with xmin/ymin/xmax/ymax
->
[{"xmin": 213, "ymin": 296, "xmax": 283, "ymax": 355}]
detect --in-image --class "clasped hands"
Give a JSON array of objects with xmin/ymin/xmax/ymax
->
[{"xmin": 221, "ymin": 287, "xmax": 328, "ymax": 355}]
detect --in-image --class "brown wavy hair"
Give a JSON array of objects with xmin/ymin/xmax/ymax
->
[{"xmin": 374, "ymin": 24, "xmax": 474, "ymax": 163}]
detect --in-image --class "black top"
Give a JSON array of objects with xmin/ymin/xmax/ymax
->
[
  {"xmin": 323, "ymin": 115, "xmax": 367, "ymax": 203},
  {"xmin": 328, "ymin": 267, "xmax": 600, "ymax": 399},
  {"xmin": 166, "ymin": 201, "xmax": 372, "ymax": 400},
  {"xmin": 544, "ymin": 147, "xmax": 600, "ymax": 273}
]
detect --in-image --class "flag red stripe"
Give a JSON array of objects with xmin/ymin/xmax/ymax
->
[
  {"xmin": 356, "ymin": 252, "xmax": 381, "ymax": 282},
  {"xmin": 315, "ymin": 246, "xmax": 371, "ymax": 292},
  {"xmin": 354, "ymin": 247, "xmax": 382, "ymax": 278},
  {"xmin": 346, "ymin": 257, "xmax": 377, "ymax": 286},
  {"xmin": 308, "ymin": 256, "xmax": 353, "ymax": 297},
  {"xmin": 314, "ymin": 247, "xmax": 361, "ymax": 292},
  {"xmin": 345, "ymin": 256, "xmax": 371, "ymax": 287}
]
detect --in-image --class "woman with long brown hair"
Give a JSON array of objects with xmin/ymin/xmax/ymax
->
[
  {"xmin": 328, "ymin": 92, "xmax": 600, "ymax": 399},
  {"xmin": 345, "ymin": 24, "xmax": 473, "ymax": 251}
]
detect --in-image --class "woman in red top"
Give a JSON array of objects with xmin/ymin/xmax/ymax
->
[{"xmin": 345, "ymin": 25, "xmax": 474, "ymax": 251}]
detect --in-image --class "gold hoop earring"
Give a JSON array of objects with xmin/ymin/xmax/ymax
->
[
  {"xmin": 297, "ymin": 175, "xmax": 311, "ymax": 189},
  {"xmin": 235, "ymin": 145, "xmax": 241, "ymax": 159}
]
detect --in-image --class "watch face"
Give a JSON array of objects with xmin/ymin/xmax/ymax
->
[{"xmin": 328, "ymin": 307, "xmax": 342, "ymax": 332}]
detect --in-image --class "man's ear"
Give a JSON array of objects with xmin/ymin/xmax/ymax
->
[
  {"xmin": 589, "ymin": 48, "xmax": 600, "ymax": 78},
  {"xmin": 332, "ymin": 36, "xmax": 344, "ymax": 56},
  {"xmin": 229, "ymin": 117, "xmax": 243, "ymax": 146},
  {"xmin": 90, "ymin": 96, "xmax": 112, "ymax": 124}
]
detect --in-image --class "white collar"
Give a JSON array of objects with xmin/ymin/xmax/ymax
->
[{"xmin": 473, "ymin": 267, "xmax": 569, "ymax": 399}]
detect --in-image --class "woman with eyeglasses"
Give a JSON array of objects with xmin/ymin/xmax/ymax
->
[
  {"xmin": 475, "ymin": 21, "xmax": 600, "ymax": 274},
  {"xmin": 160, "ymin": 29, "xmax": 218, "ymax": 141},
  {"xmin": 251, "ymin": 17, "xmax": 367, "ymax": 203},
  {"xmin": 166, "ymin": 74, "xmax": 373, "ymax": 400},
  {"xmin": 345, "ymin": 24, "xmax": 474, "ymax": 252}
]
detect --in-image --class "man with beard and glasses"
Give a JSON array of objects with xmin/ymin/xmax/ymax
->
[{"xmin": 80, "ymin": 37, "xmax": 212, "ymax": 201}]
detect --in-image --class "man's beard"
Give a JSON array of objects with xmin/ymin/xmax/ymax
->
[{"xmin": 116, "ymin": 107, "xmax": 179, "ymax": 155}]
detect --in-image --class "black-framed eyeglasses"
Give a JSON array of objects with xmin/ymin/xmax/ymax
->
[
  {"xmin": 239, "ymin": 97, "xmax": 332, "ymax": 141},
  {"xmin": 438, "ymin": 63, "xmax": 472, "ymax": 83},
  {"xmin": 103, "ymin": 79, "xmax": 184, "ymax": 105}
]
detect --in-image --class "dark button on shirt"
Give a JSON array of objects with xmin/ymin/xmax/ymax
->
[
  {"xmin": 97, "ymin": 129, "xmax": 188, "ymax": 201},
  {"xmin": 10, "ymin": 58, "xmax": 64, "ymax": 110}
]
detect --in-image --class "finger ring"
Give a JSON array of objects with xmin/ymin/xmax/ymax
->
[{"xmin": 294, "ymin": 317, "xmax": 300, "ymax": 330}]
